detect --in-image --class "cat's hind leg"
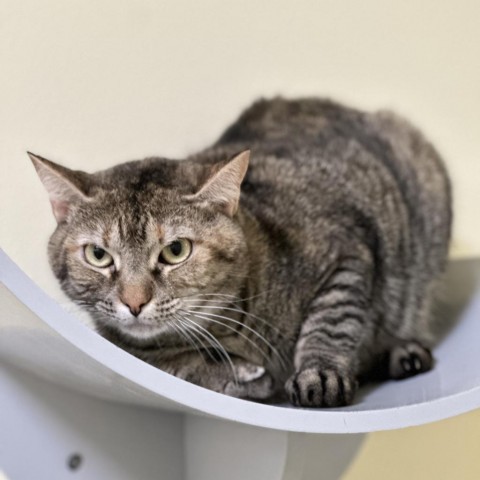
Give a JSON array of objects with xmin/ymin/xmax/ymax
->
[{"xmin": 285, "ymin": 255, "xmax": 375, "ymax": 408}]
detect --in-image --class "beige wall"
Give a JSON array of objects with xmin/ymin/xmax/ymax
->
[
  {"xmin": 1, "ymin": 1, "xmax": 479, "ymax": 478},
  {"xmin": 344, "ymin": 409, "xmax": 480, "ymax": 480}
]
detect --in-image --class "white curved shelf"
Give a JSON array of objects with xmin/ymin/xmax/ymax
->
[{"xmin": 1, "ymin": 248, "xmax": 479, "ymax": 434}]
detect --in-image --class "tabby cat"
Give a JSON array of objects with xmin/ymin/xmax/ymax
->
[{"xmin": 31, "ymin": 98, "xmax": 451, "ymax": 407}]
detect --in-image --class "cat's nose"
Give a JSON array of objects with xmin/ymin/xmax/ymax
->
[
  {"xmin": 124, "ymin": 301, "xmax": 148, "ymax": 317},
  {"xmin": 119, "ymin": 285, "xmax": 152, "ymax": 317}
]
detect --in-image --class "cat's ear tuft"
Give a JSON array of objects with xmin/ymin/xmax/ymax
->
[
  {"xmin": 28, "ymin": 152, "xmax": 93, "ymax": 223},
  {"xmin": 188, "ymin": 150, "xmax": 250, "ymax": 217}
]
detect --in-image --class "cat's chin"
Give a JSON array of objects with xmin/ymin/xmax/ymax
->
[{"xmin": 116, "ymin": 321, "xmax": 171, "ymax": 341}]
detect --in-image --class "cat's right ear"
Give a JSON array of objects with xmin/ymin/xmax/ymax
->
[
  {"xmin": 186, "ymin": 150, "xmax": 250, "ymax": 217},
  {"xmin": 28, "ymin": 152, "xmax": 93, "ymax": 223}
]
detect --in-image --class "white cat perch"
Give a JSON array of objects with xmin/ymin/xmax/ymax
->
[{"xmin": 1, "ymin": 248, "xmax": 480, "ymax": 480}]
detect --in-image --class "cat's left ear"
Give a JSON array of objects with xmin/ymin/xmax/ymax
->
[
  {"xmin": 28, "ymin": 152, "xmax": 93, "ymax": 223},
  {"xmin": 187, "ymin": 150, "xmax": 250, "ymax": 217}
]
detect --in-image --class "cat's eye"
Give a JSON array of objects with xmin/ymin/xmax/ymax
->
[
  {"xmin": 159, "ymin": 239, "xmax": 192, "ymax": 265},
  {"xmin": 84, "ymin": 244, "xmax": 114, "ymax": 268}
]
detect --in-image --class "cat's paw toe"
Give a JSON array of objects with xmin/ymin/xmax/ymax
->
[
  {"xmin": 285, "ymin": 368, "xmax": 357, "ymax": 408},
  {"xmin": 389, "ymin": 342, "xmax": 433, "ymax": 380}
]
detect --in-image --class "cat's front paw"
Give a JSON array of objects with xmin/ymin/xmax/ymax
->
[
  {"xmin": 285, "ymin": 368, "xmax": 357, "ymax": 408},
  {"xmin": 223, "ymin": 364, "xmax": 276, "ymax": 400},
  {"xmin": 388, "ymin": 341, "xmax": 434, "ymax": 380},
  {"xmin": 174, "ymin": 357, "xmax": 276, "ymax": 400}
]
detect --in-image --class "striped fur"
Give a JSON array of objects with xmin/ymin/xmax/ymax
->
[{"xmin": 34, "ymin": 97, "xmax": 451, "ymax": 407}]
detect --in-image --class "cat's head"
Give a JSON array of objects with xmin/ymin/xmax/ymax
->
[{"xmin": 30, "ymin": 151, "xmax": 250, "ymax": 343}]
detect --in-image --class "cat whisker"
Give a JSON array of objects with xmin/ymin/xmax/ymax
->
[
  {"xmin": 182, "ymin": 302, "xmax": 287, "ymax": 338},
  {"xmin": 179, "ymin": 315, "xmax": 238, "ymax": 384},
  {"xmin": 173, "ymin": 314, "xmax": 221, "ymax": 365},
  {"xmin": 187, "ymin": 310, "xmax": 272, "ymax": 367},
  {"xmin": 187, "ymin": 289, "xmax": 276, "ymax": 303},
  {"xmin": 177, "ymin": 317, "xmax": 226, "ymax": 367},
  {"xmin": 167, "ymin": 317, "xmax": 194, "ymax": 347},
  {"xmin": 167, "ymin": 318, "xmax": 209, "ymax": 367},
  {"xmin": 183, "ymin": 308, "xmax": 287, "ymax": 370}
]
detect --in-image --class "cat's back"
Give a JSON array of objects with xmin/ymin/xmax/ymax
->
[
  {"xmin": 218, "ymin": 97, "xmax": 446, "ymax": 186},
  {"xmin": 217, "ymin": 97, "xmax": 451, "ymax": 274},
  {"xmin": 218, "ymin": 97, "xmax": 344, "ymax": 147},
  {"xmin": 218, "ymin": 97, "xmax": 450, "ymax": 224}
]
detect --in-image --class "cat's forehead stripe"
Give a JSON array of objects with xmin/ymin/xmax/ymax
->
[
  {"xmin": 155, "ymin": 224, "xmax": 164, "ymax": 241},
  {"xmin": 102, "ymin": 225, "xmax": 111, "ymax": 248}
]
